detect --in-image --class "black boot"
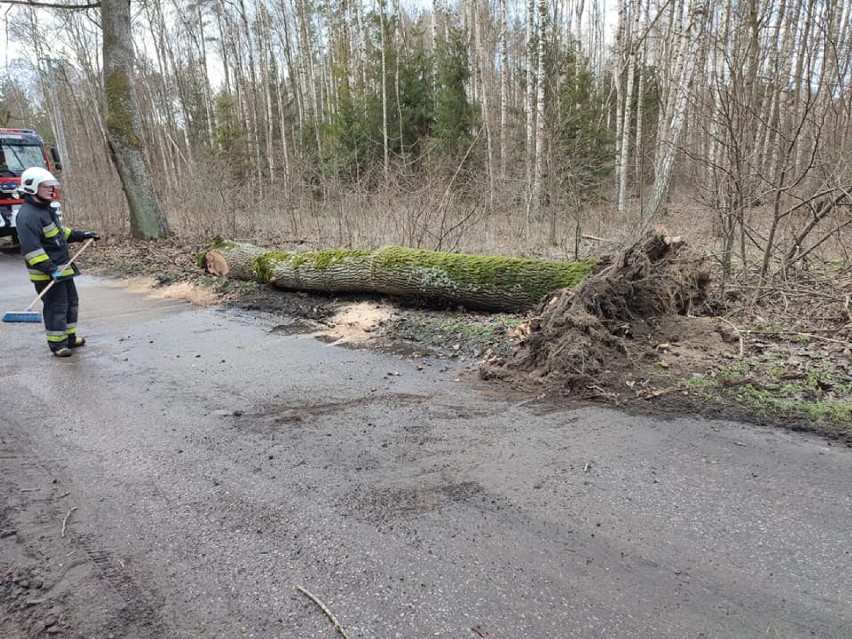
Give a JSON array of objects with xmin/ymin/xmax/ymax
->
[{"xmin": 52, "ymin": 347, "xmax": 73, "ymax": 358}]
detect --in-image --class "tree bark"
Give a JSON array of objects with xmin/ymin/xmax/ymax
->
[
  {"xmin": 524, "ymin": 0, "xmax": 537, "ymax": 241},
  {"xmin": 379, "ymin": 0, "xmax": 390, "ymax": 182},
  {"xmin": 101, "ymin": 0, "xmax": 170, "ymax": 239},
  {"xmin": 645, "ymin": 0, "xmax": 709, "ymax": 219},
  {"xmin": 614, "ymin": 0, "xmax": 628, "ymax": 215},
  {"xmin": 533, "ymin": 0, "xmax": 546, "ymax": 237},
  {"xmin": 201, "ymin": 240, "xmax": 598, "ymax": 313},
  {"xmin": 499, "ymin": 0, "xmax": 508, "ymax": 180}
]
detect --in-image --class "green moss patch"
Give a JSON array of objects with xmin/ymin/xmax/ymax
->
[{"xmin": 685, "ymin": 354, "xmax": 852, "ymax": 440}]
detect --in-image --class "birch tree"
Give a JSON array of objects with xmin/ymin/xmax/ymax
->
[
  {"xmin": 499, "ymin": 0, "xmax": 508, "ymax": 179},
  {"xmin": 524, "ymin": 0, "xmax": 536, "ymax": 237},
  {"xmin": 613, "ymin": 0, "xmax": 628, "ymax": 214},
  {"xmin": 531, "ymin": 0, "xmax": 546, "ymax": 229},
  {"xmin": 645, "ymin": 0, "xmax": 708, "ymax": 219},
  {"xmin": 379, "ymin": 0, "xmax": 390, "ymax": 181}
]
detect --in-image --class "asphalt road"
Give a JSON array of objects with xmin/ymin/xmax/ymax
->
[{"xmin": 1, "ymin": 247, "xmax": 850, "ymax": 639}]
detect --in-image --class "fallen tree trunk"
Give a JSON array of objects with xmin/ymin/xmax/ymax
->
[{"xmin": 200, "ymin": 239, "xmax": 598, "ymax": 312}]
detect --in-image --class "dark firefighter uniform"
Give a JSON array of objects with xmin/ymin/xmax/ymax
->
[{"xmin": 16, "ymin": 194, "xmax": 96, "ymax": 352}]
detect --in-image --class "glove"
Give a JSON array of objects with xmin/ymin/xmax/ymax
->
[{"xmin": 81, "ymin": 231, "xmax": 100, "ymax": 240}]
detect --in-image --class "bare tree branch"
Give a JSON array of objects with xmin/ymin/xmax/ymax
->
[{"xmin": 0, "ymin": 0, "xmax": 100, "ymax": 9}]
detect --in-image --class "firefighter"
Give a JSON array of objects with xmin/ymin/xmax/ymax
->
[{"xmin": 16, "ymin": 166, "xmax": 100, "ymax": 357}]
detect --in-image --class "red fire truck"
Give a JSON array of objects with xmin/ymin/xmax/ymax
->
[{"xmin": 0, "ymin": 128, "xmax": 63, "ymax": 244}]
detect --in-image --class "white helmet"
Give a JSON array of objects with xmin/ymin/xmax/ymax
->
[{"xmin": 21, "ymin": 167, "xmax": 60, "ymax": 195}]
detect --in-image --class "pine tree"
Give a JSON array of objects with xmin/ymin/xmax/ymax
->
[{"xmin": 430, "ymin": 23, "xmax": 480, "ymax": 179}]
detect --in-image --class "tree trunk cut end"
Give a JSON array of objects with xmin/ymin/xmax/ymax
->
[{"xmin": 205, "ymin": 251, "xmax": 230, "ymax": 277}]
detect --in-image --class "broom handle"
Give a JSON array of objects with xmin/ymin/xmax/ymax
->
[{"xmin": 25, "ymin": 238, "xmax": 96, "ymax": 310}]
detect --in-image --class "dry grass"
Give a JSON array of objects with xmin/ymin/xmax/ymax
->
[{"xmin": 63, "ymin": 171, "xmax": 851, "ymax": 335}]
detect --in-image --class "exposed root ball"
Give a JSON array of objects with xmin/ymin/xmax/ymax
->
[
  {"xmin": 569, "ymin": 230, "xmax": 710, "ymax": 322},
  {"xmin": 481, "ymin": 229, "xmax": 713, "ymax": 393}
]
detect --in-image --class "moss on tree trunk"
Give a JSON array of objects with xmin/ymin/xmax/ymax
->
[
  {"xmin": 202, "ymin": 239, "xmax": 597, "ymax": 312},
  {"xmin": 102, "ymin": 0, "xmax": 171, "ymax": 240}
]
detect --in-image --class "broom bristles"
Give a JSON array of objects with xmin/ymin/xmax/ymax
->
[{"xmin": 2, "ymin": 311, "xmax": 42, "ymax": 323}]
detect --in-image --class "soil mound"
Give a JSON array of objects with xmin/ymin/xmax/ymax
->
[{"xmin": 480, "ymin": 229, "xmax": 726, "ymax": 397}]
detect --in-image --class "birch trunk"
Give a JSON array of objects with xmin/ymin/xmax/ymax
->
[
  {"xmin": 524, "ymin": 0, "xmax": 536, "ymax": 238},
  {"xmin": 619, "ymin": 2, "xmax": 638, "ymax": 217},
  {"xmin": 499, "ymin": 0, "xmax": 508, "ymax": 179},
  {"xmin": 534, "ymin": 0, "xmax": 547, "ymax": 239},
  {"xmin": 379, "ymin": 0, "xmax": 390, "ymax": 181},
  {"xmin": 614, "ymin": 0, "xmax": 628, "ymax": 214},
  {"xmin": 645, "ymin": 0, "xmax": 708, "ymax": 219},
  {"xmin": 473, "ymin": 0, "xmax": 495, "ymax": 206}
]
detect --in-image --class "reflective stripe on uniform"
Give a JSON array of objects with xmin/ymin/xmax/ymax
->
[
  {"xmin": 28, "ymin": 268, "xmax": 73, "ymax": 281},
  {"xmin": 28, "ymin": 269, "xmax": 51, "ymax": 281},
  {"xmin": 47, "ymin": 332, "xmax": 67, "ymax": 343},
  {"xmin": 64, "ymin": 227, "xmax": 72, "ymax": 239},
  {"xmin": 66, "ymin": 324, "xmax": 77, "ymax": 335},
  {"xmin": 24, "ymin": 249, "xmax": 49, "ymax": 265},
  {"xmin": 43, "ymin": 222, "xmax": 59, "ymax": 238}
]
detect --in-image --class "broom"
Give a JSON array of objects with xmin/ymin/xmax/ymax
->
[{"xmin": 2, "ymin": 238, "xmax": 96, "ymax": 323}]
